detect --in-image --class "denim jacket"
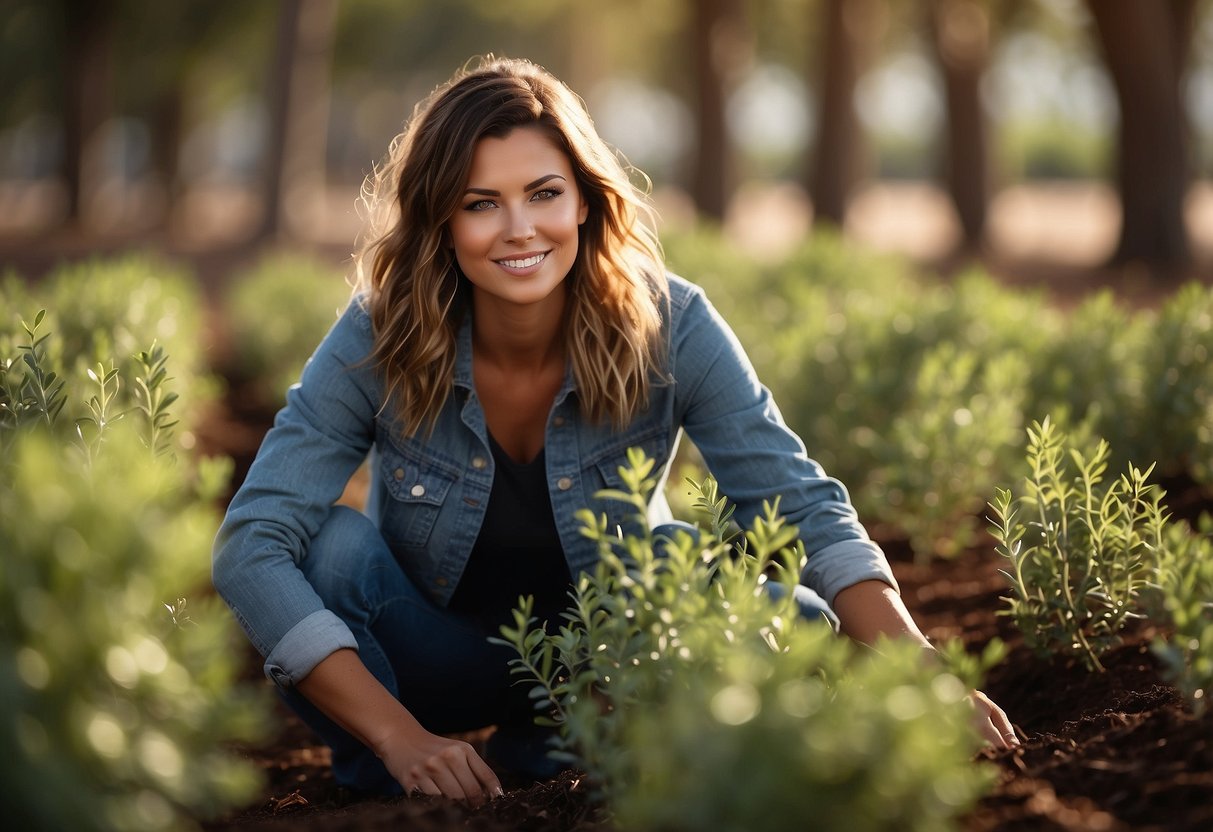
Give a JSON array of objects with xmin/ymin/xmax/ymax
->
[{"xmin": 213, "ymin": 274, "xmax": 898, "ymax": 688}]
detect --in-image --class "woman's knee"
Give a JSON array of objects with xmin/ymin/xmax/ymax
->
[{"xmin": 301, "ymin": 505, "xmax": 395, "ymax": 602}]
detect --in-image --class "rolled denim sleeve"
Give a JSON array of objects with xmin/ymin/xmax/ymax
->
[
  {"xmin": 212, "ymin": 297, "xmax": 376, "ymax": 687},
  {"xmin": 668, "ymin": 278, "xmax": 898, "ymax": 607}
]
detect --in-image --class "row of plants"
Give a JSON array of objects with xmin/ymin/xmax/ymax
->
[
  {"xmin": 193, "ymin": 235, "xmax": 1213, "ymax": 565},
  {"xmin": 990, "ymin": 418, "xmax": 1213, "ymax": 710},
  {"xmin": 663, "ymin": 228, "xmax": 1213, "ymax": 560},
  {"xmin": 1, "ymin": 261, "xmax": 270, "ymax": 831},
  {"xmin": 495, "ymin": 449, "xmax": 1004, "ymax": 832},
  {"xmin": 209, "ymin": 234, "xmax": 1213, "ymax": 566}
]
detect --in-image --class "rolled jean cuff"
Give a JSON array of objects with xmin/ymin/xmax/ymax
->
[{"xmin": 263, "ymin": 609, "xmax": 359, "ymax": 690}]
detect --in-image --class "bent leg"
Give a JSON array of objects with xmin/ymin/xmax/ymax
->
[{"xmin": 281, "ymin": 506, "xmax": 519, "ymax": 792}]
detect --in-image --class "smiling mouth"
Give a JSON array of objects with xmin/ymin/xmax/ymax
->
[{"xmin": 496, "ymin": 252, "xmax": 548, "ymax": 269}]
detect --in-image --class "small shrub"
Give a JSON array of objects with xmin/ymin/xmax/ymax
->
[
  {"xmin": 223, "ymin": 252, "xmax": 352, "ymax": 409},
  {"xmin": 990, "ymin": 418, "xmax": 1164, "ymax": 672},
  {"xmin": 1148, "ymin": 515, "xmax": 1213, "ymax": 714},
  {"xmin": 1139, "ymin": 284, "xmax": 1213, "ymax": 483},
  {"xmin": 0, "ymin": 255, "xmax": 217, "ymax": 440},
  {"xmin": 877, "ymin": 345, "xmax": 1029, "ymax": 560},
  {"xmin": 496, "ymin": 450, "xmax": 995, "ymax": 832}
]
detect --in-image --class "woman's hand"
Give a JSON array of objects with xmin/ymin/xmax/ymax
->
[
  {"xmin": 373, "ymin": 722, "xmax": 503, "ymax": 805},
  {"xmin": 969, "ymin": 689, "xmax": 1019, "ymax": 749},
  {"xmin": 296, "ymin": 648, "xmax": 503, "ymax": 804}
]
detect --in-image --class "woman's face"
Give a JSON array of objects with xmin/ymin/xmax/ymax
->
[{"xmin": 448, "ymin": 125, "xmax": 589, "ymax": 312}]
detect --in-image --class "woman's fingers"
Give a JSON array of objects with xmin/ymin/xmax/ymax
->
[
  {"xmin": 466, "ymin": 746, "xmax": 506, "ymax": 798},
  {"xmin": 440, "ymin": 742, "xmax": 502, "ymax": 805},
  {"xmin": 970, "ymin": 690, "xmax": 1019, "ymax": 749},
  {"xmin": 403, "ymin": 741, "xmax": 503, "ymax": 805}
]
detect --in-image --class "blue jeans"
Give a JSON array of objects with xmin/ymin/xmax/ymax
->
[
  {"xmin": 281, "ymin": 506, "xmax": 541, "ymax": 793},
  {"xmin": 283, "ymin": 507, "xmax": 838, "ymax": 793}
]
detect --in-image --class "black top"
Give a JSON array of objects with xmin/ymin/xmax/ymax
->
[{"xmin": 448, "ymin": 434, "xmax": 572, "ymax": 631}]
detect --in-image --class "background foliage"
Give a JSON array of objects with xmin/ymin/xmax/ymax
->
[{"xmin": 1, "ymin": 264, "xmax": 270, "ymax": 831}]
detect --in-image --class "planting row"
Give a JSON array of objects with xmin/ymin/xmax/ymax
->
[{"xmin": 663, "ymin": 229, "xmax": 1213, "ymax": 560}]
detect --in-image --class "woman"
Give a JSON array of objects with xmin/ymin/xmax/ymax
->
[{"xmin": 213, "ymin": 56, "xmax": 1016, "ymax": 806}]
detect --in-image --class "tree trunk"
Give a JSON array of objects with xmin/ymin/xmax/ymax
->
[
  {"xmin": 691, "ymin": 0, "xmax": 749, "ymax": 222},
  {"xmin": 1086, "ymin": 0, "xmax": 1194, "ymax": 273},
  {"xmin": 928, "ymin": 0, "xmax": 990, "ymax": 251},
  {"xmin": 148, "ymin": 88, "xmax": 184, "ymax": 231},
  {"xmin": 810, "ymin": 0, "xmax": 881, "ymax": 228},
  {"xmin": 62, "ymin": 0, "xmax": 114, "ymax": 227},
  {"xmin": 258, "ymin": 0, "xmax": 338, "ymax": 242}
]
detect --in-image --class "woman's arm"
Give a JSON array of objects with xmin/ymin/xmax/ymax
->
[
  {"xmin": 833, "ymin": 580, "xmax": 1019, "ymax": 749},
  {"xmin": 297, "ymin": 649, "xmax": 502, "ymax": 803}
]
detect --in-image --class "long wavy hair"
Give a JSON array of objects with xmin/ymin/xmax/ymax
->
[{"xmin": 352, "ymin": 56, "xmax": 668, "ymax": 437}]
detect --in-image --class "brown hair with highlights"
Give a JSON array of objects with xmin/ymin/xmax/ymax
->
[{"xmin": 352, "ymin": 56, "xmax": 667, "ymax": 436}]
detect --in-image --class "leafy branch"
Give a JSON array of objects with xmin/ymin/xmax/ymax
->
[{"xmin": 134, "ymin": 342, "xmax": 180, "ymax": 457}]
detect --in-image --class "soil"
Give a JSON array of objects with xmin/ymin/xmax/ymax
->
[{"xmin": 194, "ymin": 386, "xmax": 1213, "ymax": 832}]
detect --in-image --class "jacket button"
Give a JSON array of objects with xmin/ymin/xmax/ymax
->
[
  {"xmin": 410, "ymin": 484, "xmax": 426, "ymax": 497},
  {"xmin": 553, "ymin": 416, "xmax": 566, "ymax": 427},
  {"xmin": 472, "ymin": 456, "xmax": 487, "ymax": 470},
  {"xmin": 393, "ymin": 467, "xmax": 404, "ymax": 481},
  {"xmin": 557, "ymin": 476, "xmax": 573, "ymax": 491},
  {"xmin": 435, "ymin": 577, "xmax": 448, "ymax": 587}
]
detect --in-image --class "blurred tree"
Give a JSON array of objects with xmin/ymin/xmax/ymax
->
[
  {"xmin": 927, "ymin": 0, "xmax": 991, "ymax": 251},
  {"xmin": 810, "ymin": 0, "xmax": 884, "ymax": 227},
  {"xmin": 62, "ymin": 0, "xmax": 114, "ymax": 224},
  {"xmin": 0, "ymin": 1, "xmax": 62, "ymax": 129},
  {"xmin": 1085, "ymin": 0, "xmax": 1197, "ymax": 273},
  {"xmin": 690, "ymin": 0, "xmax": 751, "ymax": 221},
  {"xmin": 113, "ymin": 2, "xmax": 271, "ymax": 230},
  {"xmin": 259, "ymin": 0, "xmax": 339, "ymax": 241}
]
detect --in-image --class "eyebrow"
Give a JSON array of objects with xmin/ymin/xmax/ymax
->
[{"xmin": 463, "ymin": 174, "xmax": 566, "ymax": 197}]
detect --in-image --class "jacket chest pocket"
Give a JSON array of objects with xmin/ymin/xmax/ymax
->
[
  {"xmin": 588, "ymin": 422, "xmax": 671, "ymax": 501},
  {"xmin": 378, "ymin": 447, "xmax": 457, "ymax": 549}
]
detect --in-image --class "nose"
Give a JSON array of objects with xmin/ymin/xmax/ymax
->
[{"xmin": 504, "ymin": 205, "xmax": 536, "ymax": 244}]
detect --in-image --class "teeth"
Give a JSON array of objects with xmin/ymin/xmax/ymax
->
[{"xmin": 498, "ymin": 253, "xmax": 546, "ymax": 269}]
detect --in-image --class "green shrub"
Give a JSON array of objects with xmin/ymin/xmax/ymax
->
[
  {"xmin": 993, "ymin": 419, "xmax": 1213, "ymax": 709},
  {"xmin": 1028, "ymin": 291, "xmax": 1150, "ymax": 469},
  {"xmin": 1139, "ymin": 284, "xmax": 1213, "ymax": 483},
  {"xmin": 496, "ymin": 450, "xmax": 995, "ymax": 831},
  {"xmin": 0, "ymin": 255, "xmax": 217, "ymax": 441},
  {"xmin": 990, "ymin": 418, "xmax": 1165, "ymax": 672},
  {"xmin": 997, "ymin": 119, "xmax": 1111, "ymax": 181},
  {"xmin": 1148, "ymin": 515, "xmax": 1213, "ymax": 714},
  {"xmin": 877, "ymin": 346, "xmax": 1030, "ymax": 560},
  {"xmin": 0, "ymin": 312, "xmax": 269, "ymax": 831},
  {"xmin": 223, "ymin": 252, "xmax": 352, "ymax": 409}
]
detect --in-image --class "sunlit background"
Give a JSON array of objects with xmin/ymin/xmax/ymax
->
[{"xmin": 1, "ymin": 0, "xmax": 1211, "ymax": 280}]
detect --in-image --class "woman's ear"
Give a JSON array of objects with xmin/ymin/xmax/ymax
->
[{"xmin": 578, "ymin": 197, "xmax": 589, "ymax": 226}]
